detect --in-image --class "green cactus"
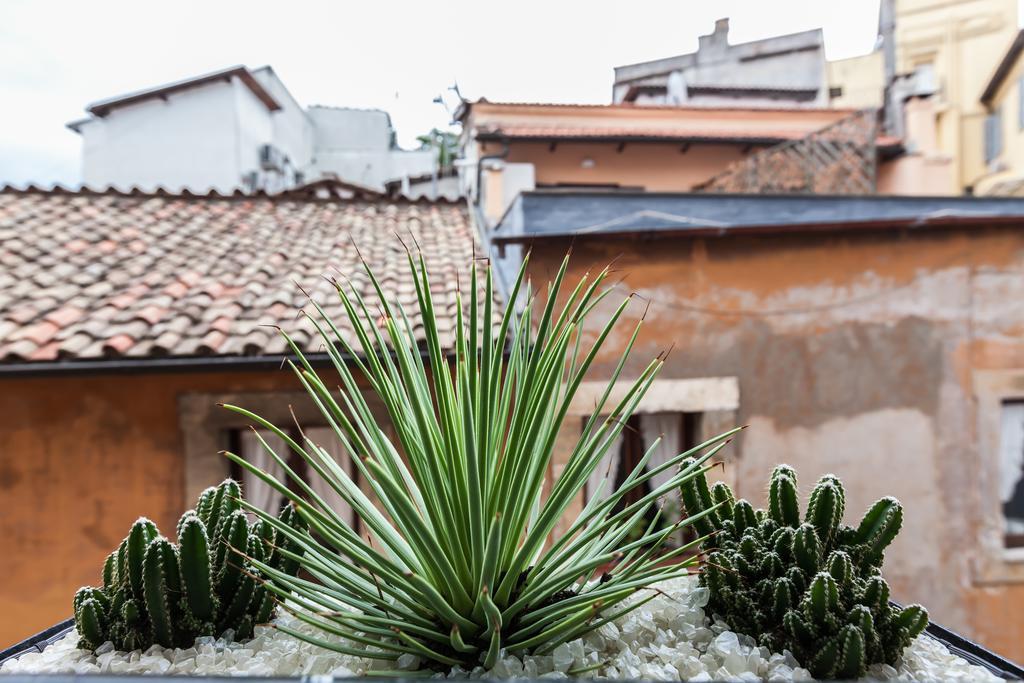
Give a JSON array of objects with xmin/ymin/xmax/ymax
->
[
  {"xmin": 72, "ymin": 479, "xmax": 307, "ymax": 651},
  {"xmin": 178, "ymin": 514, "xmax": 216, "ymax": 631},
  {"xmin": 768, "ymin": 466, "xmax": 800, "ymax": 527},
  {"xmin": 143, "ymin": 537, "xmax": 178, "ymax": 646},
  {"xmin": 680, "ymin": 462, "xmax": 928, "ymax": 679},
  {"xmin": 75, "ymin": 597, "xmax": 107, "ymax": 651}
]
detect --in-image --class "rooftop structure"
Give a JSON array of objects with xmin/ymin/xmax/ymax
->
[
  {"xmin": 67, "ymin": 66, "xmax": 436, "ymax": 194},
  {"xmin": 612, "ymin": 19, "xmax": 829, "ymax": 108}
]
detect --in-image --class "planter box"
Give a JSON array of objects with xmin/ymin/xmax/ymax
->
[{"xmin": 2, "ymin": 613, "xmax": 1023, "ymax": 681}]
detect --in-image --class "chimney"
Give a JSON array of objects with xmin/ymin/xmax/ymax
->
[{"xmin": 698, "ymin": 18, "xmax": 731, "ymax": 60}]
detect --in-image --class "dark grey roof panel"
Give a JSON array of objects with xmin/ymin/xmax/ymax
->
[{"xmin": 493, "ymin": 191, "xmax": 1024, "ymax": 242}]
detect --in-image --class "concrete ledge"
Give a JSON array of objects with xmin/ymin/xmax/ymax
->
[{"xmin": 566, "ymin": 376, "xmax": 739, "ymax": 416}]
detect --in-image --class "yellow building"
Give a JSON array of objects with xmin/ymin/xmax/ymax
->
[
  {"xmin": 828, "ymin": 50, "xmax": 886, "ymax": 109},
  {"xmin": 976, "ymin": 31, "xmax": 1024, "ymax": 195},
  {"xmin": 894, "ymin": 0, "xmax": 1018, "ymax": 192}
]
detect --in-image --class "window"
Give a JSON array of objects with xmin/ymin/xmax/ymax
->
[
  {"xmin": 985, "ymin": 107, "xmax": 1003, "ymax": 165},
  {"xmin": 1019, "ymin": 78, "xmax": 1024, "ymax": 130},
  {"xmin": 585, "ymin": 411, "xmax": 702, "ymax": 521},
  {"xmin": 1000, "ymin": 401, "xmax": 1024, "ymax": 548},
  {"xmin": 228, "ymin": 424, "xmax": 359, "ymax": 529}
]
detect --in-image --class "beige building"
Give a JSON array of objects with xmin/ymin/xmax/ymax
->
[
  {"xmin": 893, "ymin": 0, "xmax": 1018, "ymax": 192},
  {"xmin": 828, "ymin": 50, "xmax": 887, "ymax": 109},
  {"xmin": 976, "ymin": 30, "xmax": 1024, "ymax": 195}
]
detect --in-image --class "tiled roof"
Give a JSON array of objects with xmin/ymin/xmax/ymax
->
[
  {"xmin": 0, "ymin": 187, "xmax": 482, "ymax": 364},
  {"xmin": 477, "ymin": 125, "xmax": 901, "ymax": 149},
  {"xmin": 479, "ymin": 124, "xmax": 812, "ymax": 142}
]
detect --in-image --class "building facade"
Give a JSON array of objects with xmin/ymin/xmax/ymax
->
[
  {"xmin": 490, "ymin": 191, "xmax": 1024, "ymax": 661},
  {"xmin": 892, "ymin": 0, "xmax": 1019, "ymax": 192},
  {"xmin": 0, "ymin": 187, "xmax": 478, "ymax": 647},
  {"xmin": 977, "ymin": 30, "xmax": 1024, "ymax": 196},
  {"xmin": 68, "ymin": 66, "xmax": 435, "ymax": 194},
  {"xmin": 459, "ymin": 100, "xmax": 954, "ymax": 225}
]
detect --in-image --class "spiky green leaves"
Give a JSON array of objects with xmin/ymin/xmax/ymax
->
[
  {"xmin": 72, "ymin": 479, "xmax": 305, "ymax": 652},
  {"xmin": 680, "ymin": 464, "xmax": 927, "ymax": 679},
  {"xmin": 220, "ymin": 254, "xmax": 733, "ymax": 669},
  {"xmin": 680, "ymin": 462, "xmax": 718, "ymax": 537}
]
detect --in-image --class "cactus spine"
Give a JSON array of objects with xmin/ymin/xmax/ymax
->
[
  {"xmin": 73, "ymin": 479, "xmax": 307, "ymax": 652},
  {"xmin": 680, "ymin": 462, "xmax": 928, "ymax": 679}
]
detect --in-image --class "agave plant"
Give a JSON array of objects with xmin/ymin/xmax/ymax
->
[{"xmin": 223, "ymin": 253, "xmax": 736, "ymax": 671}]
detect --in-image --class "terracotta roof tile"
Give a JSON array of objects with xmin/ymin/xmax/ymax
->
[
  {"xmin": 0, "ymin": 189, "xmax": 486, "ymax": 364},
  {"xmin": 45, "ymin": 306, "xmax": 85, "ymax": 328},
  {"xmin": 483, "ymin": 124, "xmax": 899, "ymax": 147}
]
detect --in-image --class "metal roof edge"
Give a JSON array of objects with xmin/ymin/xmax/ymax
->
[{"xmin": 491, "ymin": 213, "xmax": 1024, "ymax": 244}]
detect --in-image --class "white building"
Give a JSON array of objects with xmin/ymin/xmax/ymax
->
[{"xmin": 67, "ymin": 65, "xmax": 436, "ymax": 194}]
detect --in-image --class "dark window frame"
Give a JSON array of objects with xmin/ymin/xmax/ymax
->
[{"xmin": 1000, "ymin": 399, "xmax": 1024, "ymax": 549}]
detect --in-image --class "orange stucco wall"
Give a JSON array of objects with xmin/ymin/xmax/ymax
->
[
  {"xmin": 517, "ymin": 225, "xmax": 1024, "ymax": 662},
  {"xmin": 487, "ymin": 140, "xmax": 756, "ymax": 192},
  {"xmin": 0, "ymin": 367, "xmax": 304, "ymax": 647}
]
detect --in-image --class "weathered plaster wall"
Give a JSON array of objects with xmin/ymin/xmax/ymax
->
[
  {"xmin": 522, "ymin": 226, "xmax": 1024, "ymax": 661},
  {"xmin": 485, "ymin": 140, "xmax": 755, "ymax": 192},
  {"xmin": 0, "ymin": 367, "xmax": 306, "ymax": 647}
]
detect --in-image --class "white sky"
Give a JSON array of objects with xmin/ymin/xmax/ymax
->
[{"xmin": 0, "ymin": 0, "xmax": 889, "ymax": 186}]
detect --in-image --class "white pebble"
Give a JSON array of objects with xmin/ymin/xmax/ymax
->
[{"xmin": 0, "ymin": 576, "xmax": 1003, "ymax": 681}]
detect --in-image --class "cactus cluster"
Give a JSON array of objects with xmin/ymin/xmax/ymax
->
[
  {"xmin": 73, "ymin": 479, "xmax": 307, "ymax": 652},
  {"xmin": 680, "ymin": 463, "xmax": 928, "ymax": 679}
]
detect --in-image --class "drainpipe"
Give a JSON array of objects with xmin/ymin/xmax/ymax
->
[
  {"xmin": 879, "ymin": 0, "xmax": 898, "ymax": 135},
  {"xmin": 470, "ymin": 135, "xmax": 513, "ymax": 305}
]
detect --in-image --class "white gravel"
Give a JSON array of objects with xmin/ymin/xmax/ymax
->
[{"xmin": 1, "ymin": 575, "xmax": 1000, "ymax": 681}]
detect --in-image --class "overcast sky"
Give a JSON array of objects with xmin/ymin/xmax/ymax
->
[{"xmin": 0, "ymin": 1, "xmax": 890, "ymax": 187}]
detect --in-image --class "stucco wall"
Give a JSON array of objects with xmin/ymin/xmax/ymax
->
[
  {"xmin": 0, "ymin": 367, "xmax": 313, "ymax": 647},
  {"xmin": 80, "ymin": 80, "xmax": 246, "ymax": 193},
  {"xmin": 251, "ymin": 67, "xmax": 314, "ymax": 171},
  {"xmin": 483, "ymin": 140, "xmax": 754, "ymax": 193},
  {"xmin": 520, "ymin": 225, "xmax": 1024, "ymax": 661},
  {"xmin": 828, "ymin": 50, "xmax": 885, "ymax": 109},
  {"xmin": 7, "ymin": 226, "xmax": 1024, "ymax": 659}
]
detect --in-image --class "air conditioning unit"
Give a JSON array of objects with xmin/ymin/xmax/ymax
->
[
  {"xmin": 242, "ymin": 171, "xmax": 259, "ymax": 192},
  {"xmin": 259, "ymin": 144, "xmax": 285, "ymax": 172}
]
